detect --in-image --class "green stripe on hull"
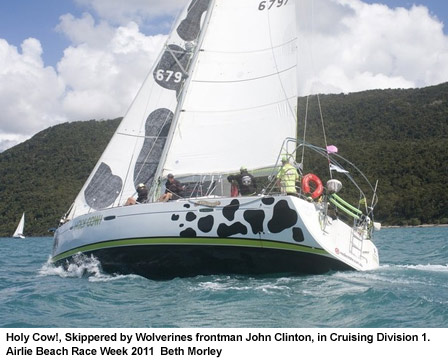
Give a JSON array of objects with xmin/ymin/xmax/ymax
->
[{"xmin": 52, "ymin": 237, "xmax": 328, "ymax": 263}]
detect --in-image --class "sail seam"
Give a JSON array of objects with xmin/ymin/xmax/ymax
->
[
  {"xmin": 191, "ymin": 65, "xmax": 296, "ymax": 84},
  {"xmin": 205, "ymin": 37, "xmax": 298, "ymax": 54},
  {"xmin": 183, "ymin": 95, "xmax": 297, "ymax": 113}
]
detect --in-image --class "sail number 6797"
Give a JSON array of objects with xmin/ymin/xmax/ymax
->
[{"xmin": 258, "ymin": 0, "xmax": 289, "ymax": 11}]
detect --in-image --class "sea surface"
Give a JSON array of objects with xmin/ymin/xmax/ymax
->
[{"xmin": 0, "ymin": 227, "xmax": 447, "ymax": 328}]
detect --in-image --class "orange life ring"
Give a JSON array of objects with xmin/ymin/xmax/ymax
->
[{"xmin": 302, "ymin": 173, "xmax": 324, "ymax": 199}]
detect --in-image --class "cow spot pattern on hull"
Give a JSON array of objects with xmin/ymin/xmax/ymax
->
[
  {"xmin": 170, "ymin": 197, "xmax": 304, "ymax": 244},
  {"xmin": 198, "ymin": 215, "xmax": 214, "ymax": 233},
  {"xmin": 243, "ymin": 210, "xmax": 265, "ymax": 234},
  {"xmin": 268, "ymin": 200, "xmax": 298, "ymax": 233}
]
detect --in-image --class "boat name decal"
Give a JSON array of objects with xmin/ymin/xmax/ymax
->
[
  {"xmin": 338, "ymin": 250, "xmax": 363, "ymax": 268},
  {"xmin": 194, "ymin": 200, "xmax": 221, "ymax": 207},
  {"xmin": 72, "ymin": 215, "xmax": 103, "ymax": 230}
]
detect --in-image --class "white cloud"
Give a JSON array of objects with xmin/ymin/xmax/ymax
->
[
  {"xmin": 57, "ymin": 21, "xmax": 166, "ymax": 121},
  {"xmin": 74, "ymin": 0, "xmax": 187, "ymax": 28},
  {"xmin": 297, "ymin": 0, "xmax": 448, "ymax": 94},
  {"xmin": 56, "ymin": 12, "xmax": 115, "ymax": 47},
  {"xmin": 1, "ymin": 0, "xmax": 448, "ymax": 152},
  {"xmin": 0, "ymin": 38, "xmax": 66, "ymax": 134}
]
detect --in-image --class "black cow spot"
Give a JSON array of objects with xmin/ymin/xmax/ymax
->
[
  {"xmin": 261, "ymin": 197, "xmax": 275, "ymax": 205},
  {"xmin": 223, "ymin": 199, "xmax": 240, "ymax": 221},
  {"xmin": 243, "ymin": 210, "xmax": 265, "ymax": 234},
  {"xmin": 179, "ymin": 224, "xmax": 184, "ymax": 228},
  {"xmin": 154, "ymin": 44, "xmax": 190, "ymax": 96},
  {"xmin": 268, "ymin": 200, "xmax": 298, "ymax": 233},
  {"xmin": 180, "ymin": 228, "xmax": 196, "ymax": 237},
  {"xmin": 171, "ymin": 214, "xmax": 180, "ymax": 221},
  {"xmin": 184, "ymin": 204, "xmax": 191, "ymax": 208},
  {"xmin": 84, "ymin": 162, "xmax": 122, "ymax": 210},
  {"xmin": 293, "ymin": 227, "xmax": 304, "ymax": 242},
  {"xmin": 217, "ymin": 222, "xmax": 247, "ymax": 238},
  {"xmin": 198, "ymin": 215, "xmax": 214, "ymax": 233},
  {"xmin": 186, "ymin": 212, "xmax": 197, "ymax": 222},
  {"xmin": 177, "ymin": 0, "xmax": 210, "ymax": 41},
  {"xmin": 134, "ymin": 108, "xmax": 173, "ymax": 186}
]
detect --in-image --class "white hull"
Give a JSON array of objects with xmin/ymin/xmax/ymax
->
[{"xmin": 52, "ymin": 195, "xmax": 379, "ymax": 279}]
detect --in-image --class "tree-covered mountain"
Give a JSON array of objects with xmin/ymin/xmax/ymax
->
[
  {"xmin": 0, "ymin": 119, "xmax": 121, "ymax": 236},
  {"xmin": 298, "ymin": 83, "xmax": 448, "ymax": 226},
  {"xmin": 0, "ymin": 83, "xmax": 447, "ymax": 236}
]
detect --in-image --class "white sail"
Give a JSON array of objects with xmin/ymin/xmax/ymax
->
[
  {"xmin": 13, "ymin": 212, "xmax": 25, "ymax": 238},
  {"xmin": 67, "ymin": 0, "xmax": 214, "ymax": 219},
  {"xmin": 162, "ymin": 0, "xmax": 298, "ymax": 176}
]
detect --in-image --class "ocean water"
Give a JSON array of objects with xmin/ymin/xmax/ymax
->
[{"xmin": 0, "ymin": 227, "xmax": 447, "ymax": 328}]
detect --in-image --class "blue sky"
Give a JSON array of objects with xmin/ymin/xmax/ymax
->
[
  {"xmin": 0, "ymin": 0, "xmax": 448, "ymax": 151},
  {"xmin": 363, "ymin": 0, "xmax": 448, "ymax": 24},
  {"xmin": 0, "ymin": 0, "xmax": 179, "ymax": 67},
  {"xmin": 0, "ymin": 0, "xmax": 81, "ymax": 66}
]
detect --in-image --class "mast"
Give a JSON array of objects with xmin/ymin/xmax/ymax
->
[{"xmin": 150, "ymin": 0, "xmax": 217, "ymax": 200}]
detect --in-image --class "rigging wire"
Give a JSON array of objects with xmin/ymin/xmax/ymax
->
[
  {"xmin": 266, "ymin": 1, "xmax": 298, "ymax": 131},
  {"xmin": 317, "ymin": 94, "xmax": 333, "ymax": 179},
  {"xmin": 299, "ymin": 0, "xmax": 333, "ymax": 179},
  {"xmin": 300, "ymin": 96, "xmax": 309, "ymax": 168}
]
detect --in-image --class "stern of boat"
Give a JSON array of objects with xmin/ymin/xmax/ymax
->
[{"xmin": 289, "ymin": 196, "xmax": 380, "ymax": 271}]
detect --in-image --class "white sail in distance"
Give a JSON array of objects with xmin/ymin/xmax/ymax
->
[{"xmin": 13, "ymin": 212, "xmax": 25, "ymax": 238}]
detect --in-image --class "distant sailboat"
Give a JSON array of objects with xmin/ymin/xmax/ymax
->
[{"xmin": 13, "ymin": 212, "xmax": 25, "ymax": 239}]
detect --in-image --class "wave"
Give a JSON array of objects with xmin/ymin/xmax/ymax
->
[
  {"xmin": 381, "ymin": 264, "xmax": 448, "ymax": 272},
  {"xmin": 330, "ymin": 266, "xmax": 442, "ymax": 287},
  {"xmin": 395, "ymin": 264, "xmax": 448, "ymax": 272},
  {"xmin": 38, "ymin": 253, "xmax": 140, "ymax": 282}
]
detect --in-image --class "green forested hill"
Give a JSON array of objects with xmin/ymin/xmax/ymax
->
[
  {"xmin": 298, "ymin": 83, "xmax": 448, "ymax": 226},
  {"xmin": 0, "ymin": 83, "xmax": 447, "ymax": 236},
  {"xmin": 0, "ymin": 119, "xmax": 121, "ymax": 236}
]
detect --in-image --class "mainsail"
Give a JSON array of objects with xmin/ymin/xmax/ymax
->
[
  {"xmin": 67, "ymin": 0, "xmax": 297, "ymax": 220},
  {"xmin": 162, "ymin": 0, "xmax": 298, "ymax": 176}
]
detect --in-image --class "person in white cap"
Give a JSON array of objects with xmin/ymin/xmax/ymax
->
[{"xmin": 125, "ymin": 183, "xmax": 148, "ymax": 205}]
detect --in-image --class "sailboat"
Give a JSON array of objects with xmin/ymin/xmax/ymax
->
[
  {"xmin": 13, "ymin": 212, "xmax": 25, "ymax": 239},
  {"xmin": 51, "ymin": 0, "xmax": 380, "ymax": 279}
]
